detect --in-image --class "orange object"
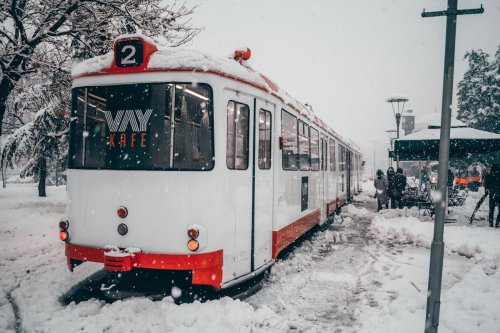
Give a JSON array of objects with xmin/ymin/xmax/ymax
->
[
  {"xmin": 234, "ymin": 48, "xmax": 251, "ymax": 63},
  {"xmin": 454, "ymin": 176, "xmax": 467, "ymax": 186},
  {"xmin": 468, "ymin": 176, "xmax": 480, "ymax": 183},
  {"xmin": 187, "ymin": 239, "xmax": 199, "ymax": 251}
]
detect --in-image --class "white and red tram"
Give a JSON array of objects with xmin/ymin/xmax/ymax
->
[{"xmin": 61, "ymin": 34, "xmax": 363, "ymax": 292}]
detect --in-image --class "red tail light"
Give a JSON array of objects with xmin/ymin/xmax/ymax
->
[
  {"xmin": 117, "ymin": 206, "xmax": 128, "ymax": 218},
  {"xmin": 59, "ymin": 220, "xmax": 69, "ymax": 230},
  {"xmin": 187, "ymin": 228, "xmax": 199, "ymax": 239},
  {"xmin": 59, "ymin": 230, "xmax": 69, "ymax": 242}
]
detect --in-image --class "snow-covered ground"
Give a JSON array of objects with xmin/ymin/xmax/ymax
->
[{"xmin": 1, "ymin": 182, "xmax": 499, "ymax": 332}]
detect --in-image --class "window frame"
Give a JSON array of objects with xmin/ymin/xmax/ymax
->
[
  {"xmin": 329, "ymin": 138, "xmax": 336, "ymax": 172},
  {"xmin": 310, "ymin": 127, "xmax": 320, "ymax": 171},
  {"xmin": 281, "ymin": 109, "xmax": 299, "ymax": 171},
  {"xmin": 68, "ymin": 82, "xmax": 215, "ymax": 172},
  {"xmin": 258, "ymin": 109, "xmax": 272, "ymax": 170},
  {"xmin": 226, "ymin": 100, "xmax": 251, "ymax": 170},
  {"xmin": 339, "ymin": 145, "xmax": 346, "ymax": 172},
  {"xmin": 298, "ymin": 119, "xmax": 311, "ymax": 171}
]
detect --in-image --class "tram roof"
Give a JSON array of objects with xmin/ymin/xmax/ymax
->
[{"xmin": 72, "ymin": 34, "xmax": 361, "ymax": 154}]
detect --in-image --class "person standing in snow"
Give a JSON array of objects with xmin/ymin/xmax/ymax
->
[
  {"xmin": 447, "ymin": 169, "xmax": 455, "ymax": 190},
  {"xmin": 485, "ymin": 164, "xmax": 500, "ymax": 227},
  {"xmin": 386, "ymin": 167, "xmax": 396, "ymax": 209},
  {"xmin": 394, "ymin": 167, "xmax": 407, "ymax": 209},
  {"xmin": 420, "ymin": 165, "xmax": 429, "ymax": 191},
  {"xmin": 374, "ymin": 169, "xmax": 388, "ymax": 212}
]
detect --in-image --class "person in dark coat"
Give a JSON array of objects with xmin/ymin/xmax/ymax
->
[
  {"xmin": 386, "ymin": 167, "xmax": 396, "ymax": 209},
  {"xmin": 485, "ymin": 164, "xmax": 500, "ymax": 227},
  {"xmin": 394, "ymin": 167, "xmax": 407, "ymax": 209},
  {"xmin": 447, "ymin": 169, "xmax": 455, "ymax": 190},
  {"xmin": 420, "ymin": 165, "xmax": 429, "ymax": 191},
  {"xmin": 374, "ymin": 169, "xmax": 388, "ymax": 211}
]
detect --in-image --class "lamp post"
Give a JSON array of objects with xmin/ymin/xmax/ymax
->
[
  {"xmin": 386, "ymin": 95, "xmax": 409, "ymax": 167},
  {"xmin": 386, "ymin": 129, "xmax": 397, "ymax": 167}
]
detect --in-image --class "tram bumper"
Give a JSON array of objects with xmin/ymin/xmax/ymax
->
[{"xmin": 65, "ymin": 243, "xmax": 223, "ymax": 289}]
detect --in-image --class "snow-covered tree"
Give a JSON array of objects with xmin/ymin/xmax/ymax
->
[
  {"xmin": 457, "ymin": 48, "xmax": 500, "ymax": 134},
  {"xmin": 0, "ymin": 0, "xmax": 201, "ymax": 194},
  {"xmin": 488, "ymin": 46, "xmax": 500, "ymax": 130},
  {"xmin": 0, "ymin": 0, "xmax": 201, "ymax": 136},
  {"xmin": 1, "ymin": 102, "xmax": 68, "ymax": 196}
]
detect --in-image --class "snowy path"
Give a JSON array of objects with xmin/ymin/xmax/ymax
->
[
  {"xmin": 248, "ymin": 202, "xmax": 379, "ymax": 332},
  {"xmin": 1, "ymin": 183, "xmax": 500, "ymax": 332}
]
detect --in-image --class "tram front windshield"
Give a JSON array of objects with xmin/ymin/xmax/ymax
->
[{"xmin": 68, "ymin": 83, "xmax": 214, "ymax": 171}]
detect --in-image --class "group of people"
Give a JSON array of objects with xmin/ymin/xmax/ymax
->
[
  {"xmin": 484, "ymin": 164, "xmax": 500, "ymax": 228},
  {"xmin": 374, "ymin": 167, "xmax": 407, "ymax": 211}
]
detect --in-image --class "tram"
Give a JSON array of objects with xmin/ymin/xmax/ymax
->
[{"xmin": 61, "ymin": 34, "xmax": 363, "ymax": 292}]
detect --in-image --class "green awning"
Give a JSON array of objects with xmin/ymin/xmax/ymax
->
[{"xmin": 393, "ymin": 127, "xmax": 500, "ymax": 161}]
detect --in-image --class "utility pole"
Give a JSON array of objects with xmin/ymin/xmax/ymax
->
[{"xmin": 421, "ymin": 1, "xmax": 484, "ymax": 333}]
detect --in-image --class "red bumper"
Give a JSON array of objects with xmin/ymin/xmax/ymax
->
[{"xmin": 65, "ymin": 243, "xmax": 223, "ymax": 289}]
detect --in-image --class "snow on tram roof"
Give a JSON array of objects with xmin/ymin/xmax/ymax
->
[{"xmin": 71, "ymin": 34, "xmax": 359, "ymax": 152}]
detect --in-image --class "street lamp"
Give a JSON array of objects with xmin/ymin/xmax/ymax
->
[
  {"xmin": 386, "ymin": 95, "xmax": 409, "ymax": 139},
  {"xmin": 386, "ymin": 95, "xmax": 409, "ymax": 168},
  {"xmin": 386, "ymin": 129, "xmax": 397, "ymax": 167}
]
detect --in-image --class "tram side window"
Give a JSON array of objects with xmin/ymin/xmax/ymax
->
[
  {"xmin": 339, "ymin": 145, "xmax": 346, "ymax": 171},
  {"xmin": 310, "ymin": 128, "xmax": 319, "ymax": 171},
  {"xmin": 227, "ymin": 101, "xmax": 250, "ymax": 170},
  {"xmin": 322, "ymin": 139, "xmax": 328, "ymax": 171},
  {"xmin": 258, "ymin": 109, "xmax": 272, "ymax": 170},
  {"xmin": 320, "ymin": 138, "xmax": 324, "ymax": 171},
  {"xmin": 329, "ymin": 139, "xmax": 336, "ymax": 171},
  {"xmin": 281, "ymin": 110, "xmax": 298, "ymax": 170},
  {"xmin": 298, "ymin": 120, "xmax": 310, "ymax": 171}
]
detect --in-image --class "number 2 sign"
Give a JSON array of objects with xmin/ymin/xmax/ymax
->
[{"xmin": 116, "ymin": 40, "xmax": 143, "ymax": 67}]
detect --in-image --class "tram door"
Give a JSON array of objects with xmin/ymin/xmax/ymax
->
[
  {"xmin": 320, "ymin": 135, "xmax": 328, "ymax": 221},
  {"xmin": 225, "ymin": 90, "xmax": 254, "ymax": 277},
  {"xmin": 253, "ymin": 99, "xmax": 274, "ymax": 270},
  {"xmin": 225, "ymin": 90, "xmax": 273, "ymax": 278},
  {"xmin": 346, "ymin": 150, "xmax": 351, "ymax": 200}
]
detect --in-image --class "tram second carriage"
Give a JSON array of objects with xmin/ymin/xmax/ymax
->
[{"xmin": 61, "ymin": 34, "xmax": 363, "ymax": 291}]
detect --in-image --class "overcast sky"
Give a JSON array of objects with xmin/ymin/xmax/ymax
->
[{"xmin": 183, "ymin": 0, "xmax": 500, "ymax": 173}]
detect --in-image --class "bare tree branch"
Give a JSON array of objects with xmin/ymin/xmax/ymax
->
[{"xmin": 9, "ymin": 0, "xmax": 28, "ymax": 44}]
